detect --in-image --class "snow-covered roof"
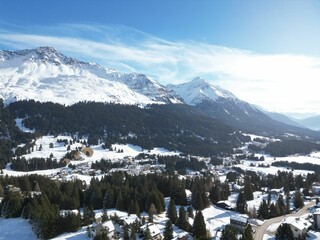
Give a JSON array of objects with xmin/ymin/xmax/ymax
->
[
  {"xmin": 141, "ymin": 224, "xmax": 161, "ymax": 237},
  {"xmin": 122, "ymin": 214, "xmax": 140, "ymax": 225},
  {"xmin": 230, "ymin": 214, "xmax": 248, "ymax": 224},
  {"xmin": 284, "ymin": 217, "xmax": 312, "ymax": 232},
  {"xmin": 102, "ymin": 220, "xmax": 115, "ymax": 232}
]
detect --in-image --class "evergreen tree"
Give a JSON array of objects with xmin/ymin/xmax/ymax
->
[
  {"xmin": 236, "ymin": 191, "xmax": 247, "ymax": 214},
  {"xmin": 166, "ymin": 199, "xmax": 177, "ymax": 224},
  {"xmin": 221, "ymin": 225, "xmax": 237, "ymax": 240},
  {"xmin": 116, "ymin": 191, "xmax": 125, "ymax": 211},
  {"xmin": 243, "ymin": 177, "xmax": 254, "ymax": 200},
  {"xmin": 128, "ymin": 199, "xmax": 140, "ymax": 215},
  {"xmin": 209, "ymin": 184, "xmax": 221, "ymax": 204},
  {"xmin": 130, "ymin": 224, "xmax": 137, "ymax": 240},
  {"xmin": 123, "ymin": 226, "xmax": 130, "ymax": 240},
  {"xmin": 187, "ymin": 206, "xmax": 194, "ymax": 219},
  {"xmin": 144, "ymin": 226, "xmax": 151, "ymax": 240},
  {"xmin": 148, "ymin": 204, "xmax": 157, "ymax": 222},
  {"xmin": 276, "ymin": 195, "xmax": 286, "ymax": 216},
  {"xmin": 0, "ymin": 191, "xmax": 22, "ymax": 218},
  {"xmin": 275, "ymin": 223, "xmax": 294, "ymax": 240},
  {"xmin": 193, "ymin": 211, "xmax": 207, "ymax": 240},
  {"xmin": 177, "ymin": 207, "xmax": 191, "ymax": 231},
  {"xmin": 83, "ymin": 206, "xmax": 95, "ymax": 226},
  {"xmin": 294, "ymin": 191, "xmax": 304, "ymax": 209},
  {"xmin": 163, "ymin": 220, "xmax": 173, "ymax": 240},
  {"xmin": 269, "ymin": 202, "xmax": 280, "ymax": 218},
  {"xmin": 258, "ymin": 199, "xmax": 269, "ymax": 219},
  {"xmin": 192, "ymin": 191, "xmax": 204, "ymax": 211},
  {"xmin": 242, "ymin": 224, "xmax": 253, "ymax": 240}
]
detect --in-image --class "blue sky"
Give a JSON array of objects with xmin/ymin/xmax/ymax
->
[{"xmin": 0, "ymin": 0, "xmax": 320, "ymax": 114}]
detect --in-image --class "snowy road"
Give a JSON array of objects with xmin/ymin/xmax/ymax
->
[{"xmin": 254, "ymin": 200, "xmax": 315, "ymax": 240}]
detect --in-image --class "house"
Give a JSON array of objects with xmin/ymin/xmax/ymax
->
[
  {"xmin": 4, "ymin": 185, "xmax": 21, "ymax": 195},
  {"xmin": 140, "ymin": 224, "xmax": 162, "ymax": 240},
  {"xmin": 121, "ymin": 214, "xmax": 140, "ymax": 227},
  {"xmin": 283, "ymin": 217, "xmax": 312, "ymax": 240},
  {"xmin": 312, "ymin": 183, "xmax": 320, "ymax": 195},
  {"xmin": 230, "ymin": 214, "xmax": 248, "ymax": 230},
  {"xmin": 314, "ymin": 209, "xmax": 320, "ymax": 230},
  {"xmin": 94, "ymin": 220, "xmax": 115, "ymax": 239}
]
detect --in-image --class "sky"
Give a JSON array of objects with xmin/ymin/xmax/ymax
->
[{"xmin": 0, "ymin": 0, "xmax": 320, "ymax": 114}]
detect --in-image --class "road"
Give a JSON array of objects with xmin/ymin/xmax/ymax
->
[{"xmin": 253, "ymin": 200, "xmax": 315, "ymax": 240}]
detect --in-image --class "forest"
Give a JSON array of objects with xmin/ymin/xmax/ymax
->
[
  {"xmin": 264, "ymin": 139, "xmax": 320, "ymax": 157},
  {"xmin": 0, "ymin": 167, "xmax": 319, "ymax": 239},
  {"xmin": 8, "ymin": 100, "xmax": 251, "ymax": 156}
]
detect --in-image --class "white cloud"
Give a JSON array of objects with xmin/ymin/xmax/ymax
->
[{"xmin": 0, "ymin": 24, "xmax": 319, "ymax": 114}]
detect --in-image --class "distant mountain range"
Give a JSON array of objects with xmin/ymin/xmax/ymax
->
[{"xmin": 0, "ymin": 47, "xmax": 319, "ymax": 139}]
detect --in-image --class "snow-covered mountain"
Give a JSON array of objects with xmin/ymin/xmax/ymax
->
[
  {"xmin": 167, "ymin": 77, "xmax": 237, "ymax": 105},
  {"xmin": 0, "ymin": 47, "xmax": 181, "ymax": 105}
]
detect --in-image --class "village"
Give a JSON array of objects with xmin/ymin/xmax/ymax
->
[{"xmin": 2, "ymin": 132, "xmax": 320, "ymax": 240}]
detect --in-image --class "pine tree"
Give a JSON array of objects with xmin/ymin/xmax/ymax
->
[
  {"xmin": 130, "ymin": 224, "xmax": 137, "ymax": 240},
  {"xmin": 242, "ymin": 224, "xmax": 253, "ymax": 240},
  {"xmin": 144, "ymin": 226, "xmax": 151, "ymax": 240},
  {"xmin": 116, "ymin": 191, "xmax": 125, "ymax": 211},
  {"xmin": 164, "ymin": 220, "xmax": 173, "ymax": 240},
  {"xmin": 275, "ymin": 223, "xmax": 294, "ymax": 240},
  {"xmin": 166, "ymin": 199, "xmax": 177, "ymax": 224},
  {"xmin": 0, "ymin": 192, "xmax": 22, "ymax": 218},
  {"xmin": 192, "ymin": 191, "xmax": 204, "ymax": 211},
  {"xmin": 177, "ymin": 207, "xmax": 191, "ymax": 231},
  {"xmin": 243, "ymin": 177, "xmax": 254, "ymax": 200},
  {"xmin": 128, "ymin": 199, "xmax": 140, "ymax": 215},
  {"xmin": 123, "ymin": 226, "xmax": 130, "ymax": 240},
  {"xmin": 269, "ymin": 202, "xmax": 280, "ymax": 218},
  {"xmin": 187, "ymin": 206, "xmax": 194, "ymax": 219},
  {"xmin": 276, "ymin": 195, "xmax": 286, "ymax": 216},
  {"xmin": 193, "ymin": 211, "xmax": 207, "ymax": 240},
  {"xmin": 221, "ymin": 225, "xmax": 237, "ymax": 240},
  {"xmin": 209, "ymin": 184, "xmax": 221, "ymax": 204},
  {"xmin": 294, "ymin": 191, "xmax": 304, "ymax": 209},
  {"xmin": 148, "ymin": 203, "xmax": 157, "ymax": 222},
  {"xmin": 236, "ymin": 191, "xmax": 247, "ymax": 214},
  {"xmin": 258, "ymin": 199, "xmax": 269, "ymax": 219}
]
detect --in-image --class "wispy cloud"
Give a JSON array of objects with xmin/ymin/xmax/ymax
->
[{"xmin": 0, "ymin": 23, "xmax": 319, "ymax": 113}]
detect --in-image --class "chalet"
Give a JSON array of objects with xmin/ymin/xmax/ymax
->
[
  {"xmin": 121, "ymin": 214, "xmax": 140, "ymax": 227},
  {"xmin": 94, "ymin": 220, "xmax": 115, "ymax": 239},
  {"xmin": 140, "ymin": 224, "xmax": 162, "ymax": 240},
  {"xmin": 283, "ymin": 217, "xmax": 312, "ymax": 240},
  {"xmin": 4, "ymin": 185, "xmax": 21, "ymax": 195},
  {"xmin": 230, "ymin": 214, "xmax": 248, "ymax": 230}
]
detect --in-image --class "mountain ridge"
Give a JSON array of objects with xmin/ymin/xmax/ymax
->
[{"xmin": 0, "ymin": 46, "xmax": 181, "ymax": 106}]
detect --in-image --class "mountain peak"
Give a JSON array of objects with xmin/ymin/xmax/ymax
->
[
  {"xmin": 0, "ymin": 47, "xmax": 182, "ymax": 106},
  {"xmin": 191, "ymin": 76, "xmax": 206, "ymax": 83},
  {"xmin": 167, "ymin": 77, "xmax": 237, "ymax": 105}
]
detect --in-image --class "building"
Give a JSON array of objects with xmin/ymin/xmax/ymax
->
[
  {"xmin": 283, "ymin": 217, "xmax": 312, "ymax": 240},
  {"xmin": 312, "ymin": 183, "xmax": 320, "ymax": 195},
  {"xmin": 230, "ymin": 214, "xmax": 248, "ymax": 230},
  {"xmin": 140, "ymin": 224, "xmax": 162, "ymax": 240},
  {"xmin": 121, "ymin": 214, "xmax": 140, "ymax": 227},
  {"xmin": 94, "ymin": 220, "xmax": 115, "ymax": 239},
  {"xmin": 314, "ymin": 209, "xmax": 320, "ymax": 230}
]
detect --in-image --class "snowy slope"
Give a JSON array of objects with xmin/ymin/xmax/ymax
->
[
  {"xmin": 167, "ymin": 77, "xmax": 237, "ymax": 105},
  {"xmin": 0, "ymin": 47, "xmax": 181, "ymax": 105}
]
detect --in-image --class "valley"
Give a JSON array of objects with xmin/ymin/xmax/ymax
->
[{"xmin": 0, "ymin": 48, "xmax": 320, "ymax": 240}]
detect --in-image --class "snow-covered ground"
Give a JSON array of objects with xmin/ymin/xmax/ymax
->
[
  {"xmin": 2, "ymin": 135, "xmax": 180, "ymax": 182},
  {"xmin": 0, "ymin": 218, "xmax": 36, "ymax": 240}
]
